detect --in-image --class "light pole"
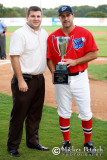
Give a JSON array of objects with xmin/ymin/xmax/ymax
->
[
  {"xmin": 40, "ymin": 0, "xmax": 43, "ymax": 15},
  {"xmin": 40, "ymin": 0, "xmax": 42, "ymax": 9}
]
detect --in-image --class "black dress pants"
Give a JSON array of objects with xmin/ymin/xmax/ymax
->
[{"xmin": 7, "ymin": 74, "xmax": 45, "ymax": 150}]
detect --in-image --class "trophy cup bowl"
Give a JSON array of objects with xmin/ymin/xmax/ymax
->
[{"xmin": 54, "ymin": 37, "xmax": 69, "ymax": 84}]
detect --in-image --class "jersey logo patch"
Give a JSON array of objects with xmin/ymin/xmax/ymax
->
[{"xmin": 73, "ymin": 37, "xmax": 85, "ymax": 49}]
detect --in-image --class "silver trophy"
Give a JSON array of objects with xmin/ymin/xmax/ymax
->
[
  {"xmin": 54, "ymin": 37, "xmax": 70, "ymax": 84},
  {"xmin": 57, "ymin": 37, "xmax": 70, "ymax": 65}
]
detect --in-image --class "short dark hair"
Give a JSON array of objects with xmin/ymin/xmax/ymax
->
[{"xmin": 27, "ymin": 6, "xmax": 42, "ymax": 16}]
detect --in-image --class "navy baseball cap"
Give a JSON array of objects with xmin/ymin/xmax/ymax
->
[{"xmin": 58, "ymin": 5, "xmax": 73, "ymax": 16}]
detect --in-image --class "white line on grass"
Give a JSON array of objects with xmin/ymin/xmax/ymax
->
[
  {"xmin": 0, "ymin": 60, "xmax": 11, "ymax": 65},
  {"xmin": 96, "ymin": 58, "xmax": 107, "ymax": 60},
  {"xmin": 0, "ymin": 58, "xmax": 107, "ymax": 66}
]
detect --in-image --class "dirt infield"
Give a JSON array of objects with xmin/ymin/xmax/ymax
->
[
  {"xmin": 0, "ymin": 30, "xmax": 107, "ymax": 121},
  {"xmin": 0, "ymin": 55, "xmax": 107, "ymax": 121}
]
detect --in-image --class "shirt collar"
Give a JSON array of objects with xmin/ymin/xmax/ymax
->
[{"xmin": 25, "ymin": 23, "xmax": 41, "ymax": 34}]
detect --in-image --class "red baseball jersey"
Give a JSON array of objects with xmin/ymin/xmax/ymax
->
[{"xmin": 47, "ymin": 26, "xmax": 98, "ymax": 73}]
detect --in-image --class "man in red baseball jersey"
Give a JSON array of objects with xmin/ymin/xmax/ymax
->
[{"xmin": 47, "ymin": 5, "xmax": 98, "ymax": 154}]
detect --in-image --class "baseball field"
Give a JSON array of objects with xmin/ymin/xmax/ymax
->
[{"xmin": 0, "ymin": 26, "xmax": 107, "ymax": 159}]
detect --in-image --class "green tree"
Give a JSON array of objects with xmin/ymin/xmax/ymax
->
[
  {"xmin": 72, "ymin": 5, "xmax": 96, "ymax": 17},
  {"xmin": 13, "ymin": 7, "xmax": 27, "ymax": 17},
  {"xmin": 97, "ymin": 5, "xmax": 107, "ymax": 13},
  {"xmin": 0, "ymin": 3, "xmax": 107, "ymax": 18},
  {"xmin": 85, "ymin": 11, "xmax": 106, "ymax": 17},
  {"xmin": 2, "ymin": 8, "xmax": 19, "ymax": 17},
  {"xmin": 43, "ymin": 8, "xmax": 58, "ymax": 17},
  {"xmin": 0, "ymin": 3, "xmax": 4, "ymax": 17}
]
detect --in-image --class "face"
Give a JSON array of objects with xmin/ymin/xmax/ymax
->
[
  {"xmin": 59, "ymin": 12, "xmax": 74, "ymax": 29},
  {"xmin": 26, "ymin": 11, "xmax": 42, "ymax": 30}
]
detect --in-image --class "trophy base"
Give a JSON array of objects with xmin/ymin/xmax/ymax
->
[{"xmin": 54, "ymin": 64, "xmax": 68, "ymax": 84}]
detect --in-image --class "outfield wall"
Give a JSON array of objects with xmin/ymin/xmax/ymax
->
[{"xmin": 0, "ymin": 17, "xmax": 107, "ymax": 26}]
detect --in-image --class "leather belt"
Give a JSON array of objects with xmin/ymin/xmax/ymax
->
[
  {"xmin": 68, "ymin": 70, "xmax": 85, "ymax": 76},
  {"xmin": 31, "ymin": 74, "xmax": 43, "ymax": 78},
  {"xmin": 23, "ymin": 74, "xmax": 43, "ymax": 79}
]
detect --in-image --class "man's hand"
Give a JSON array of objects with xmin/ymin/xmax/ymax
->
[
  {"xmin": 10, "ymin": 55, "xmax": 28, "ymax": 92},
  {"xmin": 18, "ymin": 79, "xmax": 28, "ymax": 92},
  {"xmin": 62, "ymin": 50, "xmax": 98, "ymax": 67},
  {"xmin": 62, "ymin": 59, "xmax": 77, "ymax": 67},
  {"xmin": 1, "ymin": 33, "xmax": 5, "ymax": 37}
]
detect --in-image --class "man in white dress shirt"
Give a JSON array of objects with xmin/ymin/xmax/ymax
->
[{"xmin": 7, "ymin": 6, "xmax": 49, "ymax": 157}]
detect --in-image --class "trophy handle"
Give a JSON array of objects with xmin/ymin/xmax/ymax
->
[
  {"xmin": 65, "ymin": 35, "xmax": 74, "ymax": 55},
  {"xmin": 52, "ymin": 35, "xmax": 60, "ymax": 55}
]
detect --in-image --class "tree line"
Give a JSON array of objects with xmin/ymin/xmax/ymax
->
[{"xmin": 0, "ymin": 3, "xmax": 107, "ymax": 18}]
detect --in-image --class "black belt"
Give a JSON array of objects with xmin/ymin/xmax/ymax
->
[
  {"xmin": 23, "ymin": 74, "xmax": 43, "ymax": 81},
  {"xmin": 31, "ymin": 74, "xmax": 43, "ymax": 78},
  {"xmin": 68, "ymin": 70, "xmax": 85, "ymax": 76},
  {"xmin": 23, "ymin": 74, "xmax": 43, "ymax": 78}
]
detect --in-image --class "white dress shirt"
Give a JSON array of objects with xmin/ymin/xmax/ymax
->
[{"xmin": 9, "ymin": 23, "xmax": 48, "ymax": 75}]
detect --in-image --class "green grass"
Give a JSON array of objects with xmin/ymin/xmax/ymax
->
[
  {"xmin": 0, "ymin": 93, "xmax": 107, "ymax": 160},
  {"xmin": 6, "ymin": 35, "xmax": 11, "ymax": 53},
  {"xmin": 5, "ymin": 26, "xmax": 107, "ymax": 81},
  {"xmin": 43, "ymin": 26, "xmax": 107, "ymax": 57},
  {"xmin": 43, "ymin": 26, "xmax": 107, "ymax": 32},
  {"xmin": 93, "ymin": 34, "xmax": 107, "ymax": 57},
  {"xmin": 88, "ymin": 64, "xmax": 107, "ymax": 81},
  {"xmin": 42, "ymin": 26, "xmax": 107, "ymax": 57},
  {"xmin": 7, "ymin": 26, "xmax": 107, "ymax": 32},
  {"xmin": 7, "ymin": 26, "xmax": 21, "ymax": 32},
  {"xmin": 6, "ymin": 26, "xmax": 107, "ymax": 56},
  {"xmin": 83, "ymin": 26, "xmax": 107, "ymax": 32}
]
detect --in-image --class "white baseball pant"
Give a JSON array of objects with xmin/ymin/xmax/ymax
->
[{"xmin": 55, "ymin": 70, "xmax": 92, "ymax": 121}]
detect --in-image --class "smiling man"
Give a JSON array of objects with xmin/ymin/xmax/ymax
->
[
  {"xmin": 7, "ymin": 6, "xmax": 49, "ymax": 157},
  {"xmin": 47, "ymin": 5, "xmax": 98, "ymax": 155}
]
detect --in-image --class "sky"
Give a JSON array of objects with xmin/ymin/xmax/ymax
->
[{"xmin": 0, "ymin": 0, "xmax": 107, "ymax": 9}]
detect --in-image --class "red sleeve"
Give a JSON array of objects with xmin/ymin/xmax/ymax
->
[
  {"xmin": 47, "ymin": 36, "xmax": 53, "ymax": 60},
  {"xmin": 84, "ymin": 31, "xmax": 98, "ymax": 54}
]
